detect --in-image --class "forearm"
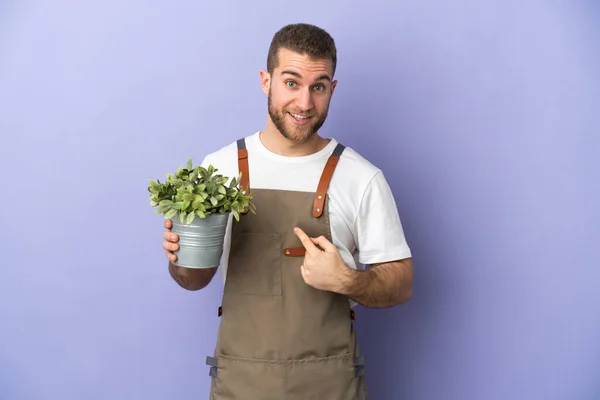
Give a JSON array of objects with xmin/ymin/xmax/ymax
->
[
  {"xmin": 339, "ymin": 259, "xmax": 413, "ymax": 308},
  {"xmin": 168, "ymin": 262, "xmax": 217, "ymax": 291}
]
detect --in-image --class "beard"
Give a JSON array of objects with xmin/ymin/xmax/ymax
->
[{"xmin": 268, "ymin": 91, "xmax": 328, "ymax": 144}]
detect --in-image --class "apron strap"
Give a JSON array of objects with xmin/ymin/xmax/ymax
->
[
  {"xmin": 237, "ymin": 138, "xmax": 345, "ymax": 219},
  {"xmin": 237, "ymin": 138, "xmax": 250, "ymax": 214},
  {"xmin": 237, "ymin": 138, "xmax": 250, "ymax": 194},
  {"xmin": 282, "ymin": 142, "xmax": 346, "ymax": 257},
  {"xmin": 313, "ymin": 143, "xmax": 345, "ymax": 218}
]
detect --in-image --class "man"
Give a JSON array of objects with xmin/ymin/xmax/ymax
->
[{"xmin": 162, "ymin": 23, "xmax": 413, "ymax": 399}]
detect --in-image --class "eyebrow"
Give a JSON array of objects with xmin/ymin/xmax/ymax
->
[{"xmin": 281, "ymin": 70, "xmax": 331, "ymax": 82}]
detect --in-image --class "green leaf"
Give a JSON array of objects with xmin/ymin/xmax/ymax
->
[
  {"xmin": 165, "ymin": 209, "xmax": 177, "ymax": 219},
  {"xmin": 157, "ymin": 205, "xmax": 169, "ymax": 214},
  {"xmin": 149, "ymin": 162, "xmax": 255, "ymax": 223},
  {"xmin": 186, "ymin": 212, "xmax": 195, "ymax": 224},
  {"xmin": 192, "ymin": 196, "xmax": 202, "ymax": 209}
]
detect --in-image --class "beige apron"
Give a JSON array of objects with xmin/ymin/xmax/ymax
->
[{"xmin": 206, "ymin": 138, "xmax": 368, "ymax": 400}]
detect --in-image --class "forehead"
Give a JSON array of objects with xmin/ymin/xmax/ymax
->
[{"xmin": 275, "ymin": 48, "xmax": 333, "ymax": 80}]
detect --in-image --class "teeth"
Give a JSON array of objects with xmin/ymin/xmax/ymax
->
[{"xmin": 290, "ymin": 113, "xmax": 308, "ymax": 120}]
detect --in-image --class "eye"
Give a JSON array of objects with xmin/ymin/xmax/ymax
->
[
  {"xmin": 313, "ymin": 84, "xmax": 325, "ymax": 91},
  {"xmin": 286, "ymin": 81, "xmax": 297, "ymax": 88}
]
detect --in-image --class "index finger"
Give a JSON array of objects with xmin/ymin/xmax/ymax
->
[{"xmin": 293, "ymin": 227, "xmax": 319, "ymax": 254}]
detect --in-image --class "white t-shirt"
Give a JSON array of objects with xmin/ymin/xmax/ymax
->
[{"xmin": 200, "ymin": 131, "xmax": 412, "ymax": 287}]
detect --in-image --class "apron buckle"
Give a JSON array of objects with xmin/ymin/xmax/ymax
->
[{"xmin": 206, "ymin": 356, "xmax": 218, "ymax": 377}]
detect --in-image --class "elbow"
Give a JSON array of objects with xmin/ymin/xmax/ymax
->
[
  {"xmin": 398, "ymin": 285, "xmax": 413, "ymax": 304},
  {"xmin": 396, "ymin": 259, "xmax": 414, "ymax": 305},
  {"xmin": 390, "ymin": 276, "xmax": 413, "ymax": 306}
]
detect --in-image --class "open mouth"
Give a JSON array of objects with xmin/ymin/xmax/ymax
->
[{"xmin": 288, "ymin": 112, "xmax": 312, "ymax": 125}]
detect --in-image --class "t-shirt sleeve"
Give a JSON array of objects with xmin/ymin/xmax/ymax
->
[{"xmin": 354, "ymin": 170, "xmax": 412, "ymax": 265}]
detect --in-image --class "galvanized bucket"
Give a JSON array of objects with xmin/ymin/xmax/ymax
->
[{"xmin": 169, "ymin": 212, "xmax": 229, "ymax": 269}]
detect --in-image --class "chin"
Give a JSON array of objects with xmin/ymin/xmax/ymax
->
[{"xmin": 284, "ymin": 128, "xmax": 315, "ymax": 144}]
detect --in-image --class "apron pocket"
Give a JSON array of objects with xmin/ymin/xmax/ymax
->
[
  {"xmin": 226, "ymin": 232, "xmax": 282, "ymax": 296},
  {"xmin": 210, "ymin": 353, "xmax": 365, "ymax": 400},
  {"xmin": 285, "ymin": 353, "xmax": 359, "ymax": 400},
  {"xmin": 210, "ymin": 354, "xmax": 284, "ymax": 400}
]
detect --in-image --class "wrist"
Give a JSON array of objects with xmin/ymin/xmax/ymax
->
[{"xmin": 337, "ymin": 266, "xmax": 361, "ymax": 296}]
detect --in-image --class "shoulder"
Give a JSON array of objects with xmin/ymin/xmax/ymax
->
[
  {"xmin": 339, "ymin": 145, "xmax": 380, "ymax": 172},
  {"xmin": 201, "ymin": 131, "xmax": 261, "ymax": 164},
  {"xmin": 200, "ymin": 133, "xmax": 256, "ymax": 182},
  {"xmin": 332, "ymin": 142, "xmax": 383, "ymax": 191}
]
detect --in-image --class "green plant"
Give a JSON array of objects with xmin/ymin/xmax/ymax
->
[{"xmin": 148, "ymin": 158, "xmax": 255, "ymax": 224}]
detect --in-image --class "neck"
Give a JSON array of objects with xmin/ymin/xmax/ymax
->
[{"xmin": 260, "ymin": 119, "xmax": 330, "ymax": 157}]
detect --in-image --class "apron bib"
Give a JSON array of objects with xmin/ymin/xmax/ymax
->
[{"xmin": 206, "ymin": 138, "xmax": 368, "ymax": 400}]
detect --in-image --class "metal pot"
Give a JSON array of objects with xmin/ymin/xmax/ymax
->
[{"xmin": 170, "ymin": 212, "xmax": 229, "ymax": 269}]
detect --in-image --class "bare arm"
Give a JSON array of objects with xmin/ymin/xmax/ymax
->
[
  {"xmin": 292, "ymin": 228, "xmax": 413, "ymax": 308},
  {"xmin": 339, "ymin": 258, "xmax": 414, "ymax": 308}
]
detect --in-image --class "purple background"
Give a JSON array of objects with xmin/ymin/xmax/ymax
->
[{"xmin": 1, "ymin": 1, "xmax": 599, "ymax": 399}]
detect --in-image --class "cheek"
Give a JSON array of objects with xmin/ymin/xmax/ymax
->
[
  {"xmin": 271, "ymin": 88, "xmax": 294, "ymax": 108},
  {"xmin": 315, "ymin": 94, "xmax": 332, "ymax": 110}
]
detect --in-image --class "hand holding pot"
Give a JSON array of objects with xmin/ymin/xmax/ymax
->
[{"xmin": 163, "ymin": 219, "xmax": 179, "ymax": 263}]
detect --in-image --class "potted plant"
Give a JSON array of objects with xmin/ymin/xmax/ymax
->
[{"xmin": 148, "ymin": 158, "xmax": 255, "ymax": 269}]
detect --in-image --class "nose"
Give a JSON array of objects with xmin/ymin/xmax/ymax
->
[{"xmin": 296, "ymin": 88, "xmax": 314, "ymax": 111}]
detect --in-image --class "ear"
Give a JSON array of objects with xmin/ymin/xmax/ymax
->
[
  {"xmin": 331, "ymin": 80, "xmax": 338, "ymax": 95},
  {"xmin": 259, "ymin": 70, "xmax": 271, "ymax": 95}
]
